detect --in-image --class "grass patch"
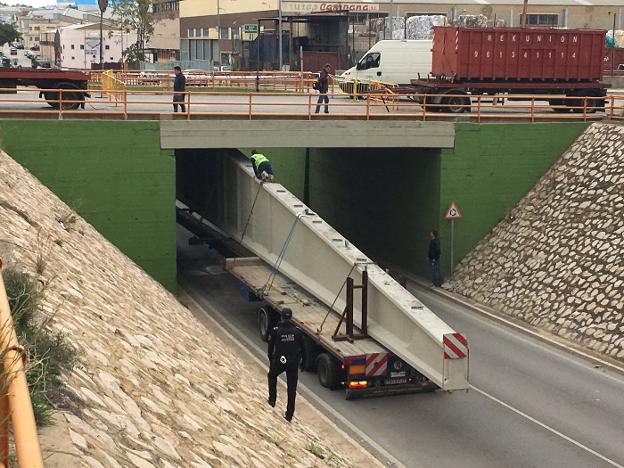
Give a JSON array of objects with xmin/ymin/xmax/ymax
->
[
  {"xmin": 3, "ymin": 268, "xmax": 76, "ymax": 425},
  {"xmin": 306, "ymin": 441, "xmax": 326, "ymax": 460}
]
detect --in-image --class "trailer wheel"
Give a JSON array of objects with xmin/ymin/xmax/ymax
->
[
  {"xmin": 316, "ymin": 353, "xmax": 338, "ymax": 390},
  {"xmin": 549, "ymin": 98, "xmax": 570, "ymax": 113},
  {"xmin": 258, "ymin": 307, "xmax": 277, "ymax": 342},
  {"xmin": 44, "ymin": 82, "xmax": 84, "ymax": 110},
  {"xmin": 441, "ymin": 90, "xmax": 470, "ymax": 113}
]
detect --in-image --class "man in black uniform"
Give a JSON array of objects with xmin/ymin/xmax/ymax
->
[{"xmin": 267, "ymin": 308, "xmax": 306, "ymax": 422}]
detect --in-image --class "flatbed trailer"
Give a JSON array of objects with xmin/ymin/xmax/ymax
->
[
  {"xmin": 225, "ymin": 257, "xmax": 437, "ymax": 399},
  {"xmin": 0, "ymin": 68, "xmax": 90, "ymax": 110}
]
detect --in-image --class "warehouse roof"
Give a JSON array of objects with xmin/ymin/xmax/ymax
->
[{"xmin": 379, "ymin": 0, "xmax": 624, "ymax": 5}]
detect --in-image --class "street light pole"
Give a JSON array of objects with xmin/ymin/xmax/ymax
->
[
  {"xmin": 278, "ymin": 0, "xmax": 282, "ymax": 70},
  {"xmin": 97, "ymin": 0, "xmax": 108, "ymax": 70},
  {"xmin": 216, "ymin": 0, "xmax": 221, "ymax": 66}
]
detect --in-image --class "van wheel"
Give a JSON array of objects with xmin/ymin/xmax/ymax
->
[
  {"xmin": 316, "ymin": 353, "xmax": 338, "ymax": 389},
  {"xmin": 258, "ymin": 307, "xmax": 277, "ymax": 342}
]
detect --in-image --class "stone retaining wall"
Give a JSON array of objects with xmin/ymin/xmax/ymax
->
[
  {"xmin": 0, "ymin": 151, "xmax": 356, "ymax": 467},
  {"xmin": 451, "ymin": 123, "xmax": 624, "ymax": 361}
]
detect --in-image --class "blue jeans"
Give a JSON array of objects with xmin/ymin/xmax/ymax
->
[
  {"xmin": 428, "ymin": 259, "xmax": 442, "ymax": 287},
  {"xmin": 315, "ymin": 94, "xmax": 329, "ymax": 113}
]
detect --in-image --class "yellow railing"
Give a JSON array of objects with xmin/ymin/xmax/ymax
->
[
  {"xmin": 0, "ymin": 259, "xmax": 43, "ymax": 468},
  {"xmin": 100, "ymin": 70, "xmax": 127, "ymax": 106}
]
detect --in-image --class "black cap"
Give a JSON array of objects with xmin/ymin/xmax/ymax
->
[{"xmin": 281, "ymin": 308, "xmax": 292, "ymax": 320}]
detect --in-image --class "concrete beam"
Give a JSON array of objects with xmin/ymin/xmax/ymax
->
[{"xmin": 160, "ymin": 120, "xmax": 455, "ymax": 149}]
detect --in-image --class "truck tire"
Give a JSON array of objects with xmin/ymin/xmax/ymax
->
[
  {"xmin": 45, "ymin": 82, "xmax": 83, "ymax": 110},
  {"xmin": 316, "ymin": 353, "xmax": 338, "ymax": 390},
  {"xmin": 258, "ymin": 307, "xmax": 278, "ymax": 342},
  {"xmin": 549, "ymin": 98, "xmax": 570, "ymax": 113},
  {"xmin": 441, "ymin": 90, "xmax": 470, "ymax": 113}
]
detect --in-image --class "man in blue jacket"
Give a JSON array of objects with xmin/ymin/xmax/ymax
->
[{"xmin": 173, "ymin": 66, "xmax": 186, "ymax": 113}]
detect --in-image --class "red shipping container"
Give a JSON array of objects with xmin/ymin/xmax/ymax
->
[{"xmin": 432, "ymin": 26, "xmax": 606, "ymax": 82}]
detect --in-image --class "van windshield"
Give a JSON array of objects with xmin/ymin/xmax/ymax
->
[{"xmin": 358, "ymin": 52, "xmax": 380, "ymax": 70}]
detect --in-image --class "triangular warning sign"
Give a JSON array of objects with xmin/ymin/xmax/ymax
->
[{"xmin": 444, "ymin": 201, "xmax": 463, "ymax": 220}]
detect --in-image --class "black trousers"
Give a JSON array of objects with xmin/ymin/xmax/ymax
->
[
  {"xmin": 173, "ymin": 94, "xmax": 186, "ymax": 112},
  {"xmin": 268, "ymin": 360, "xmax": 299, "ymax": 418}
]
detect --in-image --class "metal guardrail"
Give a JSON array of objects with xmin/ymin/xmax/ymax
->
[
  {"xmin": 0, "ymin": 87, "xmax": 622, "ymax": 122},
  {"xmin": 90, "ymin": 70, "xmax": 321, "ymax": 92},
  {"xmin": 0, "ymin": 259, "xmax": 44, "ymax": 467}
]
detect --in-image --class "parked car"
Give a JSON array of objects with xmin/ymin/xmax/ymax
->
[
  {"xmin": 0, "ymin": 56, "xmax": 10, "ymax": 68},
  {"xmin": 12, "ymin": 41, "xmax": 23, "ymax": 49},
  {"xmin": 9, "ymin": 47, "xmax": 17, "ymax": 56},
  {"xmin": 29, "ymin": 45, "xmax": 40, "ymax": 51},
  {"xmin": 25, "ymin": 50, "xmax": 34, "ymax": 59}
]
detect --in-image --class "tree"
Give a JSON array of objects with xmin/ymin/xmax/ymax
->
[
  {"xmin": 110, "ymin": 0, "xmax": 153, "ymax": 66},
  {"xmin": 0, "ymin": 22, "xmax": 20, "ymax": 47}
]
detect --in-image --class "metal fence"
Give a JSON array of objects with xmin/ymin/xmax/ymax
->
[
  {"xmin": 0, "ymin": 87, "xmax": 621, "ymax": 122},
  {"xmin": 0, "ymin": 259, "xmax": 44, "ymax": 467}
]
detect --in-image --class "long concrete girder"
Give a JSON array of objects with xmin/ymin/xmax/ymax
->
[
  {"xmin": 160, "ymin": 120, "xmax": 455, "ymax": 149},
  {"xmin": 211, "ymin": 153, "xmax": 468, "ymax": 390}
]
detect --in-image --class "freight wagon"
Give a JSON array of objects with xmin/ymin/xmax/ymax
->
[{"xmin": 408, "ymin": 26, "xmax": 609, "ymax": 113}]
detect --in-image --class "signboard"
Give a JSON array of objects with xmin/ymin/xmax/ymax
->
[
  {"xmin": 243, "ymin": 24, "xmax": 258, "ymax": 34},
  {"xmin": 444, "ymin": 201, "xmax": 463, "ymax": 221},
  {"xmin": 282, "ymin": 2, "xmax": 380, "ymax": 14}
]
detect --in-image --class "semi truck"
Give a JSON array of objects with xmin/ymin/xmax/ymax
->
[
  {"xmin": 178, "ymin": 152, "xmax": 470, "ymax": 399},
  {"xmin": 0, "ymin": 68, "xmax": 90, "ymax": 110},
  {"xmin": 341, "ymin": 27, "xmax": 609, "ymax": 113}
]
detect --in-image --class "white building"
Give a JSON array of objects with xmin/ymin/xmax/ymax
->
[{"xmin": 59, "ymin": 23, "xmax": 137, "ymax": 69}]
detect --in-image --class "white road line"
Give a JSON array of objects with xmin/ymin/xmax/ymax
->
[
  {"xmin": 471, "ymin": 385, "xmax": 624, "ymax": 468},
  {"xmin": 415, "ymin": 286, "xmax": 624, "ymax": 385},
  {"xmin": 179, "ymin": 282, "xmax": 406, "ymax": 468}
]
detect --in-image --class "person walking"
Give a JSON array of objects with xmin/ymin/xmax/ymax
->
[
  {"xmin": 314, "ymin": 63, "xmax": 332, "ymax": 114},
  {"xmin": 250, "ymin": 150, "xmax": 275, "ymax": 181},
  {"xmin": 428, "ymin": 230, "xmax": 442, "ymax": 287},
  {"xmin": 267, "ymin": 308, "xmax": 306, "ymax": 422},
  {"xmin": 172, "ymin": 66, "xmax": 186, "ymax": 113}
]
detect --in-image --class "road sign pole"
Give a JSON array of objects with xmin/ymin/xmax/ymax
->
[{"xmin": 450, "ymin": 219, "xmax": 455, "ymax": 275}]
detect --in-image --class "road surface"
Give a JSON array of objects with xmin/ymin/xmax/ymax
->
[{"xmin": 177, "ymin": 226, "xmax": 624, "ymax": 468}]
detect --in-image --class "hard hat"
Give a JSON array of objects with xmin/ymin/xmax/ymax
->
[{"xmin": 281, "ymin": 308, "xmax": 293, "ymax": 320}]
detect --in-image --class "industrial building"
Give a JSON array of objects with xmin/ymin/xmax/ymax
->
[{"xmin": 178, "ymin": 0, "xmax": 624, "ymax": 70}]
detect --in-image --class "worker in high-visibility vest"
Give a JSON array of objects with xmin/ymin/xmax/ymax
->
[{"xmin": 250, "ymin": 150, "xmax": 275, "ymax": 182}]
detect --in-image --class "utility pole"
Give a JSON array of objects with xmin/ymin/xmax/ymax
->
[
  {"xmin": 278, "ymin": 0, "xmax": 282, "ymax": 70},
  {"xmin": 521, "ymin": 0, "xmax": 528, "ymax": 28},
  {"xmin": 98, "ymin": 0, "xmax": 108, "ymax": 69},
  {"xmin": 216, "ymin": 0, "xmax": 220, "ymax": 66},
  {"xmin": 610, "ymin": 12, "xmax": 617, "ymax": 75}
]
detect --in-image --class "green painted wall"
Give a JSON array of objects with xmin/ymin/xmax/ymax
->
[
  {"xmin": 307, "ymin": 148, "xmax": 440, "ymax": 277},
  {"xmin": 437, "ymin": 122, "xmax": 590, "ymax": 277},
  {"xmin": 0, "ymin": 120, "xmax": 176, "ymax": 291}
]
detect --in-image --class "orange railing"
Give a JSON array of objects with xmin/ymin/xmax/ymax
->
[
  {"xmin": 0, "ymin": 259, "xmax": 44, "ymax": 467},
  {"xmin": 0, "ymin": 87, "xmax": 622, "ymax": 122},
  {"xmin": 90, "ymin": 70, "xmax": 320, "ymax": 93}
]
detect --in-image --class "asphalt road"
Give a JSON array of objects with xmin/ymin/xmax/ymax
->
[{"xmin": 177, "ymin": 225, "xmax": 624, "ymax": 468}]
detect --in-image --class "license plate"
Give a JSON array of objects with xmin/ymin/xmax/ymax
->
[{"xmin": 385, "ymin": 377, "xmax": 408, "ymax": 385}]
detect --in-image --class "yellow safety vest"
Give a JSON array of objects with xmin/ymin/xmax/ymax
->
[{"xmin": 251, "ymin": 153, "xmax": 269, "ymax": 166}]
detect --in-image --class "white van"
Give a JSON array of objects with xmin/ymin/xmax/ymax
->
[{"xmin": 339, "ymin": 40, "xmax": 432, "ymax": 92}]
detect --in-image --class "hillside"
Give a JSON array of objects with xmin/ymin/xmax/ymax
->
[
  {"xmin": 0, "ymin": 150, "xmax": 363, "ymax": 466},
  {"xmin": 452, "ymin": 123, "xmax": 624, "ymax": 361}
]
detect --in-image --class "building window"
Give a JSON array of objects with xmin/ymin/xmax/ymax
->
[
  {"xmin": 71, "ymin": 44, "xmax": 74, "ymax": 49},
  {"xmin": 202, "ymin": 27, "xmax": 209, "ymax": 37},
  {"xmin": 220, "ymin": 27, "xmax": 228, "ymax": 39},
  {"xmin": 71, "ymin": 56, "xmax": 75, "ymax": 60},
  {"xmin": 187, "ymin": 28, "xmax": 193, "ymax": 38},
  {"xmin": 231, "ymin": 26, "xmax": 239, "ymax": 39},
  {"xmin": 520, "ymin": 13, "xmax": 558, "ymax": 27},
  {"xmin": 105, "ymin": 45, "xmax": 110, "ymax": 50},
  {"xmin": 80, "ymin": 44, "xmax": 84, "ymax": 49}
]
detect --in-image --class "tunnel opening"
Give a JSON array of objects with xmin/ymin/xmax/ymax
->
[{"xmin": 175, "ymin": 147, "xmax": 442, "ymax": 281}]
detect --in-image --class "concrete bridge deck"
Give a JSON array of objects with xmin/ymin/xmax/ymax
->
[{"xmin": 160, "ymin": 120, "xmax": 455, "ymax": 149}]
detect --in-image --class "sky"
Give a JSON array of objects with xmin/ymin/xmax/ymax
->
[{"xmin": 8, "ymin": 0, "xmax": 56, "ymax": 6}]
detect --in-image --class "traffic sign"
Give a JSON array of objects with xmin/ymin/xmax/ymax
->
[
  {"xmin": 444, "ymin": 201, "xmax": 463, "ymax": 220},
  {"xmin": 243, "ymin": 24, "xmax": 258, "ymax": 34}
]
